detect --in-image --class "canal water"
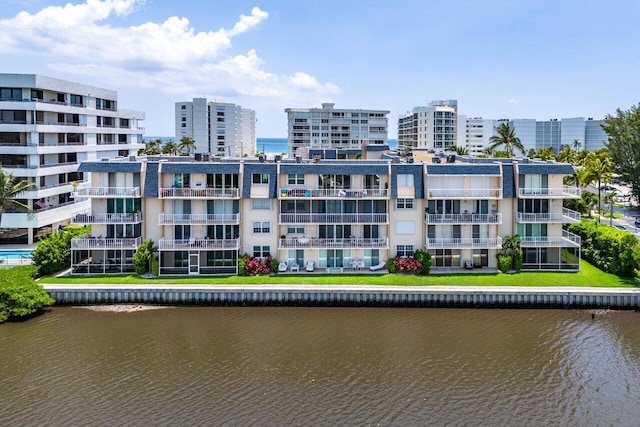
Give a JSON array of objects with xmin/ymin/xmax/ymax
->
[{"xmin": 1, "ymin": 307, "xmax": 640, "ymax": 426}]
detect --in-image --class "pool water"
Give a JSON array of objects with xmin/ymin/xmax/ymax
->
[{"xmin": 0, "ymin": 250, "xmax": 33, "ymax": 260}]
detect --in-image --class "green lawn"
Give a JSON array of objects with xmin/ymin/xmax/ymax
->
[{"xmin": 39, "ymin": 260, "xmax": 638, "ymax": 288}]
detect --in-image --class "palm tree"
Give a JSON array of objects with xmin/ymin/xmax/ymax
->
[
  {"xmin": 489, "ymin": 122, "xmax": 525, "ymax": 158},
  {"xmin": 584, "ymin": 153, "xmax": 613, "ymax": 222},
  {"xmin": 581, "ymin": 191, "xmax": 598, "ymax": 218},
  {"xmin": 449, "ymin": 146, "xmax": 469, "ymax": 156},
  {"xmin": 139, "ymin": 138, "xmax": 161, "ymax": 155},
  {"xmin": 501, "ymin": 234, "xmax": 522, "ymax": 271},
  {"xmin": 556, "ymin": 145, "xmax": 576, "ymax": 164},
  {"xmin": 535, "ymin": 147, "xmax": 556, "ymax": 161},
  {"xmin": 0, "ymin": 167, "xmax": 35, "ymax": 227},
  {"xmin": 178, "ymin": 136, "xmax": 196, "ymax": 155},
  {"xmin": 162, "ymin": 140, "xmax": 177, "ymax": 156},
  {"xmin": 572, "ymin": 139, "xmax": 582, "ymax": 151}
]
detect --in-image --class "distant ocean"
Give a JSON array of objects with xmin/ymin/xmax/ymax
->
[{"xmin": 146, "ymin": 137, "xmax": 398, "ymax": 155}]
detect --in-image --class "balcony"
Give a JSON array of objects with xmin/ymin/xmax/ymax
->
[
  {"xmin": 520, "ymin": 230, "xmax": 581, "ymax": 248},
  {"xmin": 159, "ymin": 187, "xmax": 239, "ymax": 199},
  {"xmin": 518, "ymin": 186, "xmax": 581, "ymax": 199},
  {"xmin": 279, "ymin": 236, "xmax": 389, "ymax": 249},
  {"xmin": 158, "ymin": 238, "xmax": 240, "ymax": 250},
  {"xmin": 158, "ymin": 213, "xmax": 240, "ymax": 225},
  {"xmin": 71, "ymin": 236, "xmax": 142, "ymax": 249},
  {"xmin": 425, "ymin": 237, "xmax": 503, "ymax": 249},
  {"xmin": 75, "ymin": 187, "xmax": 140, "ymax": 198},
  {"xmin": 427, "ymin": 189, "xmax": 502, "ymax": 199},
  {"xmin": 279, "ymin": 188, "xmax": 388, "ymax": 199},
  {"xmin": 72, "ymin": 212, "xmax": 142, "ymax": 224},
  {"xmin": 279, "ymin": 213, "xmax": 389, "ymax": 224},
  {"xmin": 425, "ymin": 213, "xmax": 502, "ymax": 224},
  {"xmin": 515, "ymin": 208, "xmax": 581, "ymax": 223}
]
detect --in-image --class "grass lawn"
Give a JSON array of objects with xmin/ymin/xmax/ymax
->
[{"xmin": 39, "ymin": 260, "xmax": 638, "ymax": 288}]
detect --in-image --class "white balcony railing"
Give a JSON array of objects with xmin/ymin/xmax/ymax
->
[
  {"xmin": 279, "ymin": 188, "xmax": 388, "ymax": 199},
  {"xmin": 158, "ymin": 213, "xmax": 240, "ymax": 224},
  {"xmin": 518, "ymin": 186, "xmax": 581, "ymax": 198},
  {"xmin": 279, "ymin": 213, "xmax": 388, "ymax": 224},
  {"xmin": 515, "ymin": 208, "xmax": 581, "ymax": 223},
  {"xmin": 75, "ymin": 187, "xmax": 140, "ymax": 197},
  {"xmin": 71, "ymin": 236, "xmax": 142, "ymax": 249},
  {"xmin": 425, "ymin": 237, "xmax": 503, "ymax": 249},
  {"xmin": 158, "ymin": 238, "xmax": 240, "ymax": 250},
  {"xmin": 279, "ymin": 237, "xmax": 389, "ymax": 249},
  {"xmin": 72, "ymin": 212, "xmax": 142, "ymax": 224},
  {"xmin": 520, "ymin": 230, "xmax": 581, "ymax": 248},
  {"xmin": 425, "ymin": 213, "xmax": 502, "ymax": 224},
  {"xmin": 159, "ymin": 188, "xmax": 239, "ymax": 198},
  {"xmin": 427, "ymin": 189, "xmax": 502, "ymax": 199}
]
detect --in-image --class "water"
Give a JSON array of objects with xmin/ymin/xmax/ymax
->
[
  {"xmin": 0, "ymin": 250, "xmax": 33, "ymax": 260},
  {"xmin": 2, "ymin": 307, "xmax": 639, "ymax": 426}
]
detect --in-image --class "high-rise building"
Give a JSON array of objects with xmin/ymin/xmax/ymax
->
[
  {"xmin": 398, "ymin": 100, "xmax": 458, "ymax": 151},
  {"xmin": 0, "ymin": 73, "xmax": 144, "ymax": 244},
  {"xmin": 285, "ymin": 103, "xmax": 389, "ymax": 157},
  {"xmin": 176, "ymin": 98, "xmax": 256, "ymax": 157},
  {"xmin": 460, "ymin": 117, "xmax": 495, "ymax": 155}
]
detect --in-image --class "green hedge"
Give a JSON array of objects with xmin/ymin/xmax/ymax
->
[
  {"xmin": 497, "ymin": 254, "xmax": 512, "ymax": 273},
  {"xmin": 568, "ymin": 221, "xmax": 640, "ymax": 277},
  {"xmin": 0, "ymin": 266, "xmax": 54, "ymax": 323},
  {"xmin": 32, "ymin": 226, "xmax": 88, "ymax": 276}
]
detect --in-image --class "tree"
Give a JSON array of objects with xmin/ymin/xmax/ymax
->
[
  {"xmin": 501, "ymin": 234, "xmax": 522, "ymax": 271},
  {"xmin": 0, "ymin": 167, "xmax": 35, "ymax": 227},
  {"xmin": 556, "ymin": 145, "xmax": 576, "ymax": 164},
  {"xmin": 32, "ymin": 225, "xmax": 88, "ymax": 276},
  {"xmin": 581, "ymin": 191, "xmax": 598, "ymax": 218},
  {"xmin": 601, "ymin": 104, "xmax": 640, "ymax": 202},
  {"xmin": 572, "ymin": 139, "xmax": 582, "ymax": 151},
  {"xmin": 534, "ymin": 147, "xmax": 556, "ymax": 161},
  {"xmin": 178, "ymin": 136, "xmax": 196, "ymax": 155},
  {"xmin": 0, "ymin": 266, "xmax": 54, "ymax": 323},
  {"xmin": 584, "ymin": 152, "xmax": 613, "ymax": 222},
  {"xmin": 448, "ymin": 146, "xmax": 468, "ymax": 156},
  {"xmin": 133, "ymin": 239, "xmax": 158, "ymax": 276},
  {"xmin": 139, "ymin": 138, "xmax": 162, "ymax": 155},
  {"xmin": 488, "ymin": 122, "xmax": 525, "ymax": 158},
  {"xmin": 161, "ymin": 140, "xmax": 177, "ymax": 156}
]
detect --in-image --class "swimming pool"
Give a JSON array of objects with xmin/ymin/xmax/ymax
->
[{"xmin": 0, "ymin": 250, "xmax": 33, "ymax": 260}]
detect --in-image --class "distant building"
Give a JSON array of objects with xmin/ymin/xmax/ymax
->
[
  {"xmin": 398, "ymin": 100, "xmax": 458, "ymax": 151},
  {"xmin": 285, "ymin": 103, "xmax": 389, "ymax": 157},
  {"xmin": 176, "ymin": 98, "xmax": 256, "ymax": 157},
  {"xmin": 459, "ymin": 117, "xmax": 494, "ymax": 155},
  {"xmin": 0, "ymin": 73, "xmax": 144, "ymax": 244}
]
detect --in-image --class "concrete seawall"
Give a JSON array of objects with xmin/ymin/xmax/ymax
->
[{"xmin": 43, "ymin": 284, "xmax": 640, "ymax": 309}]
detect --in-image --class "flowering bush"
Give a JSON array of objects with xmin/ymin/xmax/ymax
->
[
  {"xmin": 244, "ymin": 255, "xmax": 273, "ymax": 276},
  {"xmin": 394, "ymin": 256, "xmax": 422, "ymax": 275}
]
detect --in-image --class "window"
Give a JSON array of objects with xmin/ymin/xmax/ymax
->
[
  {"xmin": 181, "ymin": 105, "xmax": 186, "ymax": 110},
  {"xmin": 252, "ymin": 173, "xmax": 269, "ymax": 184},
  {"xmin": 287, "ymin": 226, "xmax": 305, "ymax": 234},
  {"xmin": 396, "ymin": 198, "xmax": 414, "ymax": 209},
  {"xmin": 288, "ymin": 174, "xmax": 304, "ymax": 185},
  {"xmin": 253, "ymin": 246, "xmax": 270, "ymax": 258},
  {"xmin": 396, "ymin": 245, "xmax": 414, "ymax": 258},
  {"xmin": 397, "ymin": 174, "xmax": 414, "ymax": 186},
  {"xmin": 0, "ymin": 88, "xmax": 22, "ymax": 101},
  {"xmin": 252, "ymin": 199, "xmax": 271, "ymax": 210},
  {"xmin": 252, "ymin": 221, "xmax": 271, "ymax": 234}
]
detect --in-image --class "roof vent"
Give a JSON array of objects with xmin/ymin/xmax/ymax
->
[{"xmin": 101, "ymin": 157, "xmax": 109, "ymax": 161}]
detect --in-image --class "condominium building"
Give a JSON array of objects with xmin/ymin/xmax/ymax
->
[
  {"xmin": 398, "ymin": 100, "xmax": 458, "ymax": 151},
  {"xmin": 71, "ymin": 154, "xmax": 581, "ymax": 275},
  {"xmin": 285, "ymin": 103, "xmax": 390, "ymax": 157},
  {"xmin": 175, "ymin": 98, "xmax": 256, "ymax": 157},
  {"xmin": 459, "ymin": 117, "xmax": 495, "ymax": 155},
  {"xmin": 0, "ymin": 74, "xmax": 144, "ymax": 244}
]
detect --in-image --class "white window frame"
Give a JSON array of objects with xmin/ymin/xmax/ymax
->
[
  {"xmin": 396, "ymin": 245, "xmax": 414, "ymax": 258},
  {"xmin": 252, "ymin": 221, "xmax": 271, "ymax": 235},
  {"xmin": 396, "ymin": 198, "xmax": 414, "ymax": 209}
]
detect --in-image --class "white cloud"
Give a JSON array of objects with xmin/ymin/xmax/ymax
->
[
  {"xmin": 507, "ymin": 98, "xmax": 519, "ymax": 104},
  {"xmin": 0, "ymin": 0, "xmax": 339, "ymax": 111}
]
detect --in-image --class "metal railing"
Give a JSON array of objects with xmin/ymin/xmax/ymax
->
[
  {"xmin": 71, "ymin": 236, "xmax": 142, "ymax": 249},
  {"xmin": 75, "ymin": 187, "xmax": 141, "ymax": 197},
  {"xmin": 427, "ymin": 189, "xmax": 503, "ymax": 199},
  {"xmin": 425, "ymin": 213, "xmax": 502, "ymax": 224},
  {"xmin": 520, "ymin": 230, "xmax": 581, "ymax": 247},
  {"xmin": 515, "ymin": 208, "xmax": 581, "ymax": 223},
  {"xmin": 158, "ymin": 238, "xmax": 240, "ymax": 250},
  {"xmin": 279, "ymin": 188, "xmax": 389, "ymax": 198},
  {"xmin": 518, "ymin": 186, "xmax": 582, "ymax": 198},
  {"xmin": 159, "ymin": 187, "xmax": 240, "ymax": 198},
  {"xmin": 279, "ymin": 213, "xmax": 389, "ymax": 224},
  {"xmin": 279, "ymin": 237, "xmax": 389, "ymax": 249},
  {"xmin": 425, "ymin": 237, "xmax": 503, "ymax": 249},
  {"xmin": 158, "ymin": 213, "xmax": 240, "ymax": 224},
  {"xmin": 72, "ymin": 212, "xmax": 142, "ymax": 224}
]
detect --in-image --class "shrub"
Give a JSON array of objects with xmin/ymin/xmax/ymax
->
[
  {"xmin": 32, "ymin": 226, "xmax": 88, "ymax": 276},
  {"xmin": 244, "ymin": 255, "xmax": 273, "ymax": 276},
  {"xmin": 413, "ymin": 249, "xmax": 432, "ymax": 275},
  {"xmin": 0, "ymin": 266, "xmax": 54, "ymax": 323},
  {"xmin": 497, "ymin": 254, "xmax": 512, "ymax": 273},
  {"xmin": 387, "ymin": 257, "xmax": 397, "ymax": 274},
  {"xmin": 151, "ymin": 257, "xmax": 159, "ymax": 276},
  {"xmin": 238, "ymin": 254, "xmax": 248, "ymax": 276},
  {"xmin": 394, "ymin": 256, "xmax": 422, "ymax": 275},
  {"xmin": 271, "ymin": 258, "xmax": 279, "ymax": 273},
  {"xmin": 133, "ymin": 239, "xmax": 157, "ymax": 276}
]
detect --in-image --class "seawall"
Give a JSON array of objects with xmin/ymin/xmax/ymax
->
[{"xmin": 43, "ymin": 284, "xmax": 640, "ymax": 309}]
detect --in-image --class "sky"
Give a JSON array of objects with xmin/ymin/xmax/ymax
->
[{"xmin": 2, "ymin": 0, "xmax": 640, "ymax": 138}]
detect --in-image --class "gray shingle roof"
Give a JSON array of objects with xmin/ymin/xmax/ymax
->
[
  {"xmin": 143, "ymin": 162, "xmax": 159, "ymax": 198},
  {"xmin": 78, "ymin": 161, "xmax": 142, "ymax": 173},
  {"xmin": 426, "ymin": 164, "xmax": 501, "ymax": 175},
  {"xmin": 160, "ymin": 162, "xmax": 240, "ymax": 174},
  {"xmin": 517, "ymin": 163, "xmax": 575, "ymax": 175}
]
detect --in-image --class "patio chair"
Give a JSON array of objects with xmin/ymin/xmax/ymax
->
[
  {"xmin": 305, "ymin": 261, "xmax": 315, "ymax": 272},
  {"xmin": 369, "ymin": 261, "xmax": 386, "ymax": 271},
  {"xmin": 278, "ymin": 261, "xmax": 288, "ymax": 272}
]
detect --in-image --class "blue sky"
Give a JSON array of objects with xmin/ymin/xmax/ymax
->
[{"xmin": 2, "ymin": 0, "xmax": 639, "ymax": 137}]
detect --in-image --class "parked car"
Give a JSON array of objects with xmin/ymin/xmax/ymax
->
[
  {"xmin": 614, "ymin": 225, "xmax": 627, "ymax": 231},
  {"xmin": 635, "ymin": 217, "xmax": 640, "ymax": 228}
]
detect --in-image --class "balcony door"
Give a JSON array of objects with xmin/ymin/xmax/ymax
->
[{"xmin": 189, "ymin": 253, "xmax": 199, "ymax": 275}]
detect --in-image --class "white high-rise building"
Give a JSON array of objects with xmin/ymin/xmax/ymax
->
[
  {"xmin": 0, "ymin": 73, "xmax": 144, "ymax": 245},
  {"xmin": 285, "ymin": 103, "xmax": 389, "ymax": 156},
  {"xmin": 398, "ymin": 100, "xmax": 458, "ymax": 151},
  {"xmin": 460, "ymin": 117, "xmax": 495, "ymax": 155},
  {"xmin": 176, "ymin": 98, "xmax": 256, "ymax": 157}
]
